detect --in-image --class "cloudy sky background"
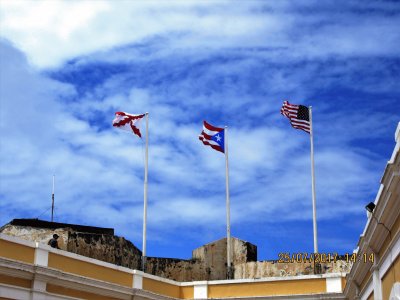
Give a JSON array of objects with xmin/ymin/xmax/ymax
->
[{"xmin": 1, "ymin": 0, "xmax": 399, "ymax": 260}]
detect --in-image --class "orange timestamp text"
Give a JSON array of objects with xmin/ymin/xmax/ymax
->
[
  {"xmin": 278, "ymin": 252, "xmax": 339, "ymax": 263},
  {"xmin": 277, "ymin": 252, "xmax": 375, "ymax": 264}
]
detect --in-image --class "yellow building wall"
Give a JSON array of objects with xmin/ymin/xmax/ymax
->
[
  {"xmin": 143, "ymin": 277, "xmax": 180, "ymax": 298},
  {"xmin": 341, "ymin": 276, "xmax": 346, "ymax": 292},
  {"xmin": 0, "ymin": 274, "xmax": 31, "ymax": 288},
  {"xmin": 367, "ymin": 291, "xmax": 374, "ymax": 300},
  {"xmin": 382, "ymin": 254, "xmax": 400, "ymax": 300},
  {"xmin": 180, "ymin": 286, "xmax": 194, "ymax": 299},
  {"xmin": 0, "ymin": 236, "xmax": 350, "ymax": 300},
  {"xmin": 0, "ymin": 240, "xmax": 34, "ymax": 264},
  {"xmin": 47, "ymin": 284, "xmax": 120, "ymax": 300},
  {"xmin": 48, "ymin": 253, "xmax": 132, "ymax": 287},
  {"xmin": 208, "ymin": 278, "xmax": 326, "ymax": 298}
]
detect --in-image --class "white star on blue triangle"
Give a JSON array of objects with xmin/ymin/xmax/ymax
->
[{"xmin": 211, "ymin": 130, "xmax": 225, "ymax": 152}]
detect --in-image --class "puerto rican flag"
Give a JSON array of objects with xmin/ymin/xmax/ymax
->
[
  {"xmin": 113, "ymin": 111, "xmax": 145, "ymax": 138},
  {"xmin": 199, "ymin": 121, "xmax": 225, "ymax": 153}
]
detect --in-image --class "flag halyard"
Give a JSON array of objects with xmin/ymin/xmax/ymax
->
[
  {"xmin": 280, "ymin": 101, "xmax": 311, "ymax": 133},
  {"xmin": 113, "ymin": 111, "xmax": 146, "ymax": 138},
  {"xmin": 199, "ymin": 121, "xmax": 225, "ymax": 153}
]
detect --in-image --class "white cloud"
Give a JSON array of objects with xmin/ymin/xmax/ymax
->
[
  {"xmin": 1, "ymin": 0, "xmax": 258, "ymax": 67},
  {"xmin": 2, "ymin": 1, "xmax": 398, "ymax": 68}
]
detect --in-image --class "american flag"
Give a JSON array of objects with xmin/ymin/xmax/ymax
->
[
  {"xmin": 199, "ymin": 121, "xmax": 225, "ymax": 153},
  {"xmin": 280, "ymin": 101, "xmax": 311, "ymax": 133},
  {"xmin": 113, "ymin": 111, "xmax": 145, "ymax": 138}
]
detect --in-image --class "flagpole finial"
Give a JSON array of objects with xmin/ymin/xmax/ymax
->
[{"xmin": 145, "ymin": 112, "xmax": 149, "ymax": 115}]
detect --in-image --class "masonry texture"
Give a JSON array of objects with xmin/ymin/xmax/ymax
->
[
  {"xmin": 191, "ymin": 237, "xmax": 257, "ymax": 280},
  {"xmin": 0, "ymin": 219, "xmax": 142, "ymax": 270},
  {"xmin": 0, "ymin": 218, "xmax": 352, "ymax": 281}
]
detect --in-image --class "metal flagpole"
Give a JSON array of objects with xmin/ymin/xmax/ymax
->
[
  {"xmin": 224, "ymin": 126, "xmax": 232, "ymax": 279},
  {"xmin": 142, "ymin": 112, "xmax": 149, "ymax": 272},
  {"xmin": 309, "ymin": 107, "xmax": 318, "ymax": 254},
  {"xmin": 51, "ymin": 175, "xmax": 55, "ymax": 222}
]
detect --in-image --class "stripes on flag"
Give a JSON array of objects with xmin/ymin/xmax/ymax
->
[
  {"xmin": 113, "ymin": 111, "xmax": 145, "ymax": 138},
  {"xmin": 280, "ymin": 101, "xmax": 311, "ymax": 133},
  {"xmin": 199, "ymin": 121, "xmax": 225, "ymax": 153}
]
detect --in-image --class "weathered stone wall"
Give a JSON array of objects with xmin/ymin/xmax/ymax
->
[
  {"xmin": 0, "ymin": 223, "xmax": 142, "ymax": 270},
  {"xmin": 0, "ymin": 220, "xmax": 353, "ymax": 282},
  {"xmin": 192, "ymin": 237, "xmax": 257, "ymax": 280},
  {"xmin": 67, "ymin": 232, "xmax": 141, "ymax": 269},
  {"xmin": 0, "ymin": 224, "xmax": 69, "ymax": 250},
  {"xmin": 145, "ymin": 257, "xmax": 208, "ymax": 282},
  {"xmin": 234, "ymin": 260, "xmax": 353, "ymax": 278}
]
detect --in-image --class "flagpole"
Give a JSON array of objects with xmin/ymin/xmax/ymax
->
[
  {"xmin": 224, "ymin": 126, "xmax": 232, "ymax": 279},
  {"xmin": 142, "ymin": 112, "xmax": 149, "ymax": 272},
  {"xmin": 309, "ymin": 107, "xmax": 318, "ymax": 254},
  {"xmin": 51, "ymin": 175, "xmax": 55, "ymax": 222}
]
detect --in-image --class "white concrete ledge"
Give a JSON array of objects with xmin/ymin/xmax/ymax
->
[
  {"xmin": 194, "ymin": 282, "xmax": 208, "ymax": 298},
  {"xmin": 206, "ymin": 272, "xmax": 347, "ymax": 286},
  {"xmin": 326, "ymin": 276, "xmax": 342, "ymax": 293},
  {"xmin": 34, "ymin": 244, "xmax": 49, "ymax": 267}
]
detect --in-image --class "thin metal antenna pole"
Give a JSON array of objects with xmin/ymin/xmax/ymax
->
[{"xmin": 51, "ymin": 175, "xmax": 55, "ymax": 222}]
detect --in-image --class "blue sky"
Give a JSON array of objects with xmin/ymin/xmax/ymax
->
[{"xmin": 0, "ymin": 0, "xmax": 399, "ymax": 260}]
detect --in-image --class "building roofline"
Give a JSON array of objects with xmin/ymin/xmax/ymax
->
[{"xmin": 7, "ymin": 218, "xmax": 114, "ymax": 235}]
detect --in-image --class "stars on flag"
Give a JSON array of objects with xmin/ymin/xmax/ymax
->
[
  {"xmin": 199, "ymin": 121, "xmax": 225, "ymax": 153},
  {"xmin": 280, "ymin": 101, "xmax": 311, "ymax": 133}
]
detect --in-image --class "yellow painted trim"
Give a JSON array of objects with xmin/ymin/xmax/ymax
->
[
  {"xmin": 382, "ymin": 255, "xmax": 400, "ymax": 300},
  {"xmin": 180, "ymin": 285, "xmax": 194, "ymax": 299},
  {"xmin": 48, "ymin": 253, "xmax": 132, "ymax": 287},
  {"xmin": 208, "ymin": 278, "xmax": 326, "ymax": 297},
  {"xmin": 47, "ymin": 284, "xmax": 120, "ymax": 300},
  {"xmin": 341, "ymin": 276, "xmax": 346, "ymax": 292},
  {"xmin": 367, "ymin": 291, "xmax": 374, "ymax": 300},
  {"xmin": 0, "ymin": 274, "xmax": 32, "ymax": 288},
  {"xmin": 143, "ymin": 277, "xmax": 180, "ymax": 298},
  {"xmin": 0, "ymin": 240, "xmax": 35, "ymax": 264}
]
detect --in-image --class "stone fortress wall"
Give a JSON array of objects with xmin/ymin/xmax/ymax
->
[{"xmin": 0, "ymin": 218, "xmax": 352, "ymax": 282}]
